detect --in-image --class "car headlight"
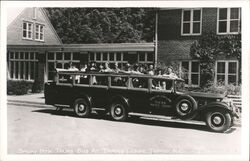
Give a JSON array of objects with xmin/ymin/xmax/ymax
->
[
  {"xmin": 222, "ymin": 97, "xmax": 240, "ymax": 117},
  {"xmin": 221, "ymin": 97, "xmax": 233, "ymax": 108}
]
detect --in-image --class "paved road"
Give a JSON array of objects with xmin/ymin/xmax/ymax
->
[{"xmin": 7, "ymin": 101, "xmax": 241, "ymax": 154}]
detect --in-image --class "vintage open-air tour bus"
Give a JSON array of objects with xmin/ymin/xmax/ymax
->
[{"xmin": 44, "ymin": 69, "xmax": 240, "ymax": 132}]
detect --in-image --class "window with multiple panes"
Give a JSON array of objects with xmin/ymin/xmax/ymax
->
[
  {"xmin": 23, "ymin": 20, "xmax": 45, "ymax": 41},
  {"xmin": 47, "ymin": 52, "xmax": 81, "ymax": 80},
  {"xmin": 215, "ymin": 61, "xmax": 238, "ymax": 85},
  {"xmin": 89, "ymin": 52, "xmax": 128, "ymax": 69},
  {"xmin": 8, "ymin": 51, "xmax": 38, "ymax": 80},
  {"xmin": 217, "ymin": 8, "xmax": 241, "ymax": 34},
  {"xmin": 181, "ymin": 9, "xmax": 202, "ymax": 35},
  {"xmin": 180, "ymin": 61, "xmax": 200, "ymax": 86},
  {"xmin": 35, "ymin": 24, "xmax": 44, "ymax": 41},
  {"xmin": 138, "ymin": 52, "xmax": 154, "ymax": 64},
  {"xmin": 23, "ymin": 22, "xmax": 33, "ymax": 39}
]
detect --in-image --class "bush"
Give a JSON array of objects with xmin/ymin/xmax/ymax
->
[
  {"xmin": 32, "ymin": 79, "xmax": 44, "ymax": 93},
  {"xmin": 199, "ymin": 82, "xmax": 241, "ymax": 95},
  {"xmin": 7, "ymin": 80, "xmax": 33, "ymax": 95}
]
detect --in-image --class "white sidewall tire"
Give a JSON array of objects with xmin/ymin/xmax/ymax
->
[
  {"xmin": 175, "ymin": 96, "xmax": 198, "ymax": 120},
  {"xmin": 110, "ymin": 102, "xmax": 127, "ymax": 121},
  {"xmin": 205, "ymin": 109, "xmax": 232, "ymax": 132},
  {"xmin": 74, "ymin": 98, "xmax": 91, "ymax": 117}
]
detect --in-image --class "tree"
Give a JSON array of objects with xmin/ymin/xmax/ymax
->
[
  {"xmin": 190, "ymin": 33, "xmax": 241, "ymax": 87},
  {"xmin": 44, "ymin": 8, "xmax": 155, "ymax": 43}
]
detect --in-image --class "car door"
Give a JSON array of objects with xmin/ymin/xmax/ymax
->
[
  {"xmin": 148, "ymin": 78, "xmax": 176, "ymax": 115},
  {"xmin": 54, "ymin": 73, "xmax": 75, "ymax": 105},
  {"xmin": 88, "ymin": 74, "xmax": 109, "ymax": 108},
  {"xmin": 126, "ymin": 76, "xmax": 151, "ymax": 113}
]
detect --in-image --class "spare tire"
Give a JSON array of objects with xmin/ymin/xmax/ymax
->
[{"xmin": 174, "ymin": 95, "xmax": 198, "ymax": 120}]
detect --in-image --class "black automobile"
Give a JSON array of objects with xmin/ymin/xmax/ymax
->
[{"xmin": 44, "ymin": 69, "xmax": 240, "ymax": 132}]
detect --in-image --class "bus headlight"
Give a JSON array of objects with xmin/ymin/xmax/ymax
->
[{"xmin": 221, "ymin": 97, "xmax": 233, "ymax": 108}]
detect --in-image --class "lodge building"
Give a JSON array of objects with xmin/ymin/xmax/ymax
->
[
  {"xmin": 157, "ymin": 8, "xmax": 241, "ymax": 87},
  {"xmin": 7, "ymin": 8, "xmax": 155, "ymax": 84},
  {"xmin": 7, "ymin": 7, "xmax": 241, "ymax": 88}
]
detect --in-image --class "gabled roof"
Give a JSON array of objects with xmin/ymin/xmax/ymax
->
[
  {"xmin": 7, "ymin": 7, "xmax": 62, "ymax": 45},
  {"xmin": 39, "ymin": 8, "xmax": 63, "ymax": 44}
]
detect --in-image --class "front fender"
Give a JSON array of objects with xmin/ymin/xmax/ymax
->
[
  {"xmin": 198, "ymin": 102, "xmax": 232, "ymax": 113},
  {"xmin": 73, "ymin": 93, "xmax": 93, "ymax": 107},
  {"xmin": 109, "ymin": 95, "xmax": 130, "ymax": 108}
]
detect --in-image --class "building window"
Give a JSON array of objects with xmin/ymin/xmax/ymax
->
[
  {"xmin": 181, "ymin": 9, "xmax": 202, "ymax": 35},
  {"xmin": 23, "ymin": 22, "xmax": 33, "ymax": 39},
  {"xmin": 138, "ymin": 52, "xmax": 154, "ymax": 64},
  {"xmin": 89, "ymin": 52, "xmax": 129, "ymax": 69},
  {"xmin": 215, "ymin": 61, "xmax": 238, "ymax": 85},
  {"xmin": 180, "ymin": 61, "xmax": 200, "ymax": 86},
  {"xmin": 35, "ymin": 24, "xmax": 44, "ymax": 41},
  {"xmin": 217, "ymin": 8, "xmax": 241, "ymax": 34},
  {"xmin": 47, "ymin": 52, "xmax": 80, "ymax": 80},
  {"xmin": 8, "ymin": 51, "xmax": 38, "ymax": 80}
]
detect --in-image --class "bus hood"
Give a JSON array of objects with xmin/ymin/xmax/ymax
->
[{"xmin": 184, "ymin": 91, "xmax": 226, "ymax": 99}]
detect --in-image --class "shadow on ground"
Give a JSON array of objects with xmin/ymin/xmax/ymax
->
[{"xmin": 31, "ymin": 108, "xmax": 237, "ymax": 134}]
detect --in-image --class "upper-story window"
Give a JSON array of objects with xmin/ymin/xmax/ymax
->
[
  {"xmin": 217, "ymin": 8, "xmax": 241, "ymax": 34},
  {"xmin": 35, "ymin": 24, "xmax": 44, "ymax": 41},
  {"xmin": 181, "ymin": 9, "xmax": 202, "ymax": 36},
  {"xmin": 23, "ymin": 22, "xmax": 33, "ymax": 39}
]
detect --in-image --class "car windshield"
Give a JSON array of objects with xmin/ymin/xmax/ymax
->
[{"xmin": 175, "ymin": 80, "xmax": 186, "ymax": 92}]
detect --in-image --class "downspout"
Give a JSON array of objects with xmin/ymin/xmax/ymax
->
[{"xmin": 154, "ymin": 9, "xmax": 158, "ymax": 68}]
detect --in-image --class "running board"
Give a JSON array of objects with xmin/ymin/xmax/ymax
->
[
  {"xmin": 129, "ymin": 112, "xmax": 205, "ymax": 125},
  {"xmin": 129, "ymin": 112, "xmax": 174, "ymax": 120}
]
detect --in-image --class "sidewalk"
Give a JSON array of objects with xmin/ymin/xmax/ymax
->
[{"xmin": 7, "ymin": 93, "xmax": 45, "ymax": 104}]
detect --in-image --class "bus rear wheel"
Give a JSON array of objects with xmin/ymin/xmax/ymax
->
[{"xmin": 74, "ymin": 98, "xmax": 91, "ymax": 117}]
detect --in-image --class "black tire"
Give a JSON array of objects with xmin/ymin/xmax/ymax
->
[
  {"xmin": 74, "ymin": 98, "xmax": 91, "ymax": 117},
  {"xmin": 110, "ymin": 102, "xmax": 127, "ymax": 121},
  {"xmin": 205, "ymin": 109, "xmax": 232, "ymax": 132},
  {"xmin": 174, "ymin": 95, "xmax": 198, "ymax": 120}
]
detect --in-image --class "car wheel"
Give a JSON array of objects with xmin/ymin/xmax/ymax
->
[
  {"xmin": 110, "ymin": 102, "xmax": 127, "ymax": 121},
  {"xmin": 74, "ymin": 98, "xmax": 91, "ymax": 117},
  {"xmin": 205, "ymin": 109, "xmax": 232, "ymax": 132},
  {"xmin": 175, "ymin": 95, "xmax": 198, "ymax": 120}
]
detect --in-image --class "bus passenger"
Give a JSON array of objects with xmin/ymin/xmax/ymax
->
[
  {"xmin": 68, "ymin": 63, "xmax": 79, "ymax": 71},
  {"xmin": 113, "ymin": 62, "xmax": 120, "ymax": 73},
  {"xmin": 80, "ymin": 64, "xmax": 88, "ymax": 72},
  {"xmin": 88, "ymin": 62, "xmax": 97, "ymax": 72},
  {"xmin": 138, "ymin": 65, "xmax": 146, "ymax": 74},
  {"xmin": 161, "ymin": 81, "xmax": 166, "ymax": 90},
  {"xmin": 103, "ymin": 62, "xmax": 113, "ymax": 72},
  {"xmin": 79, "ymin": 64, "xmax": 88, "ymax": 83},
  {"xmin": 156, "ymin": 68, "xmax": 163, "ymax": 76},
  {"xmin": 163, "ymin": 66, "xmax": 178, "ymax": 78},
  {"xmin": 99, "ymin": 64, "xmax": 105, "ymax": 72},
  {"xmin": 147, "ymin": 64, "xmax": 154, "ymax": 75}
]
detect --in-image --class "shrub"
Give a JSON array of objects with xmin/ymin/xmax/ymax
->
[
  {"xmin": 199, "ymin": 81, "xmax": 241, "ymax": 95},
  {"xmin": 32, "ymin": 79, "xmax": 44, "ymax": 93},
  {"xmin": 7, "ymin": 80, "xmax": 33, "ymax": 95}
]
